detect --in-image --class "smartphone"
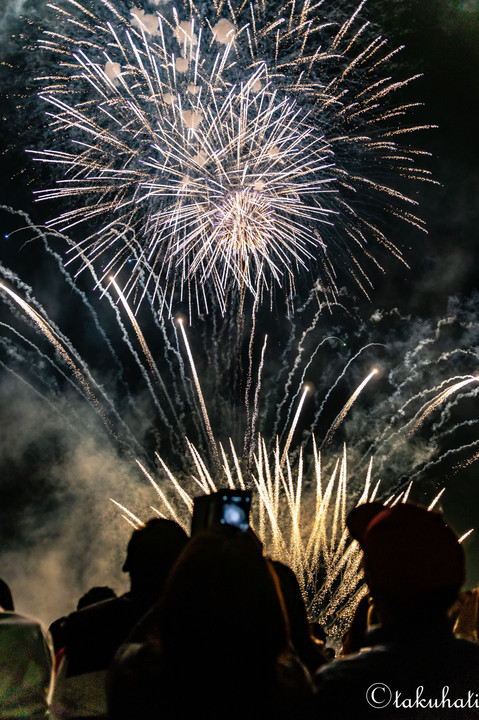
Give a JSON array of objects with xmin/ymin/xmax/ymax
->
[{"xmin": 191, "ymin": 490, "xmax": 252, "ymax": 535}]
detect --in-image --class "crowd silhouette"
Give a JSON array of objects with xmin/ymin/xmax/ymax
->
[{"xmin": 1, "ymin": 497, "xmax": 479, "ymax": 719}]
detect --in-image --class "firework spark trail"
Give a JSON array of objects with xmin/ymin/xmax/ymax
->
[
  {"xmin": 130, "ymin": 429, "xmax": 405, "ymax": 636},
  {"xmin": 0, "ymin": 281, "xmax": 145, "ymax": 455},
  {"xmin": 271, "ymin": 298, "xmax": 341, "ymax": 437},
  {"xmin": 408, "ymin": 439, "xmax": 479, "ymax": 485},
  {"xmin": 280, "ymin": 385, "xmax": 310, "ymax": 466},
  {"xmin": 277, "ymin": 335, "xmax": 341, "ymax": 447},
  {"xmin": 243, "ymin": 296, "xmax": 260, "ymax": 459},
  {"xmin": 159, "ymin": 323, "xmax": 187, "ymax": 410},
  {"xmin": 262, "ymin": 289, "xmax": 347, "ymax": 429},
  {"xmin": 135, "ymin": 458, "xmax": 185, "ymax": 528},
  {"xmin": 109, "ymin": 498, "xmax": 143, "ymax": 528},
  {"xmin": 396, "ymin": 316, "xmax": 479, "ymax": 391},
  {"xmin": 322, "ymin": 367, "xmax": 378, "ymax": 447},
  {"xmin": 110, "ymin": 277, "xmax": 184, "ymax": 433},
  {"xmin": 98, "ymin": 285, "xmax": 180, "ymax": 445},
  {"xmin": 437, "ymin": 419, "xmax": 479, "ymax": 442},
  {"xmin": 171, "ymin": 318, "xmax": 209, "ymax": 452},
  {"xmin": 0, "ymin": 279, "xmax": 122, "ymax": 435},
  {"xmin": 362, "ymin": 375, "xmax": 479, "ymax": 464},
  {"xmin": 245, "ymin": 333, "xmax": 268, "ymax": 477},
  {"xmin": 431, "ymin": 404, "xmax": 479, "ymax": 451},
  {"xmin": 408, "ymin": 376, "xmax": 479, "ymax": 434},
  {"xmin": 310, "ymin": 342, "xmax": 384, "ymax": 437},
  {"xmin": 177, "ymin": 317, "xmax": 220, "ymax": 470},
  {"xmin": 124, "ymin": 281, "xmax": 189, "ymax": 418},
  {"xmin": 79, "ymin": 258, "xmax": 183, "ymax": 445},
  {"xmin": 57, "ymin": 230, "xmax": 208, "ymax": 457},
  {"xmin": 0, "ymin": 320, "xmax": 92, "ymax": 409},
  {"xmin": 1, "ymin": 206, "xmax": 129, "ymax": 381},
  {"xmin": 0, "ymin": 274, "xmax": 149, "ymax": 456},
  {"xmin": 0, "ymin": 316, "xmax": 137, "ymax": 448},
  {"xmin": 30, "ymin": 0, "xmax": 434, "ymax": 316}
]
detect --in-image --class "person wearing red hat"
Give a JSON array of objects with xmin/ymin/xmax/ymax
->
[{"xmin": 313, "ymin": 502, "xmax": 479, "ymax": 719}]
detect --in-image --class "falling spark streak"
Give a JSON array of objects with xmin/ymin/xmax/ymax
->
[
  {"xmin": 130, "ymin": 431, "xmax": 373, "ymax": 632},
  {"xmin": 0, "ymin": 283, "xmax": 86, "ymax": 390},
  {"xmin": 280, "ymin": 385, "xmax": 309, "ymax": 466},
  {"xmin": 409, "ymin": 376, "xmax": 479, "ymax": 434},
  {"xmin": 177, "ymin": 317, "xmax": 220, "ymax": 470},
  {"xmin": 428, "ymin": 488, "xmax": 445, "ymax": 511},
  {"xmin": 310, "ymin": 343, "xmax": 384, "ymax": 436},
  {"xmin": 459, "ymin": 529, "xmax": 474, "ymax": 544},
  {"xmin": 109, "ymin": 498, "xmax": 143, "ymax": 527},
  {"xmin": 128, "ymin": 429, "xmax": 449, "ymax": 636},
  {"xmin": 322, "ymin": 368, "xmax": 378, "ymax": 447},
  {"xmin": 135, "ymin": 458, "xmax": 184, "ymax": 529},
  {"xmin": 358, "ymin": 370, "xmax": 479, "ymax": 466},
  {"xmin": 30, "ymin": 0, "xmax": 435, "ymax": 316},
  {"xmin": 0, "ymin": 280, "xmax": 117, "ymax": 437},
  {"xmin": 109, "ymin": 276, "xmax": 183, "ymax": 431},
  {"xmin": 246, "ymin": 333, "xmax": 268, "ymax": 475}
]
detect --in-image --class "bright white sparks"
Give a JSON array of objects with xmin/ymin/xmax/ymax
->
[{"xmin": 31, "ymin": 0, "xmax": 434, "ymax": 316}]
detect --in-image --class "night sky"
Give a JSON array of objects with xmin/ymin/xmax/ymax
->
[{"xmin": 1, "ymin": 0, "xmax": 479, "ymax": 625}]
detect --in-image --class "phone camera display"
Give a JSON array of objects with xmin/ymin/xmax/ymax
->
[{"xmin": 220, "ymin": 498, "xmax": 249, "ymax": 531}]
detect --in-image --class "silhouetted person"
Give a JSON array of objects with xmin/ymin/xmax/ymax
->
[
  {"xmin": 0, "ymin": 576, "xmax": 14, "ymax": 612},
  {"xmin": 273, "ymin": 560, "xmax": 329, "ymax": 674},
  {"xmin": 60, "ymin": 518, "xmax": 188, "ymax": 675},
  {"xmin": 76, "ymin": 585, "xmax": 117, "ymax": 611},
  {"xmin": 314, "ymin": 501, "xmax": 479, "ymax": 719},
  {"xmin": 50, "ymin": 518, "xmax": 188, "ymax": 719},
  {"xmin": 50, "ymin": 585, "xmax": 117, "ymax": 656},
  {"xmin": 108, "ymin": 525, "xmax": 313, "ymax": 720},
  {"xmin": 0, "ymin": 578, "xmax": 54, "ymax": 718}
]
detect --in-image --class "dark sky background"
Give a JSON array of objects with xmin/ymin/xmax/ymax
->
[{"xmin": 0, "ymin": 0, "xmax": 479, "ymax": 624}]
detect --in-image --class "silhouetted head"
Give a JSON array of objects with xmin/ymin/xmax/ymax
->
[
  {"xmin": 123, "ymin": 518, "xmax": 188, "ymax": 597},
  {"xmin": 347, "ymin": 501, "xmax": 465, "ymax": 620},
  {"xmin": 77, "ymin": 585, "xmax": 117, "ymax": 610},
  {"xmin": 0, "ymin": 578, "xmax": 14, "ymax": 612},
  {"xmin": 156, "ymin": 525, "xmax": 288, "ymax": 672}
]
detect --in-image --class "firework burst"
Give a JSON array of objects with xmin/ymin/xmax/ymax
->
[
  {"xmin": 1, "ymin": 214, "xmax": 477, "ymax": 633},
  {"xmin": 31, "ymin": 0, "xmax": 434, "ymax": 316}
]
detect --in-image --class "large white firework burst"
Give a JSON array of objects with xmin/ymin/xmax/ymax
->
[{"xmin": 32, "ymin": 0, "xmax": 433, "ymax": 315}]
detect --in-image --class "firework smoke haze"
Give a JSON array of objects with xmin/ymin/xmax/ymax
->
[
  {"xmin": 29, "ymin": 0, "xmax": 434, "ymax": 317},
  {"xmin": 2, "ymin": 206, "xmax": 479, "ymax": 624}
]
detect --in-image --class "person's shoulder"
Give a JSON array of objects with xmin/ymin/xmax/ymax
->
[
  {"xmin": 0, "ymin": 611, "xmax": 53, "ymax": 662},
  {"xmin": 66, "ymin": 593, "xmax": 132, "ymax": 627},
  {"xmin": 0, "ymin": 610, "xmax": 47, "ymax": 631},
  {"xmin": 113, "ymin": 640, "xmax": 163, "ymax": 671},
  {"xmin": 312, "ymin": 649, "xmax": 388, "ymax": 720},
  {"xmin": 0, "ymin": 610, "xmax": 31, "ymax": 623},
  {"xmin": 316, "ymin": 644, "xmax": 390, "ymax": 684}
]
